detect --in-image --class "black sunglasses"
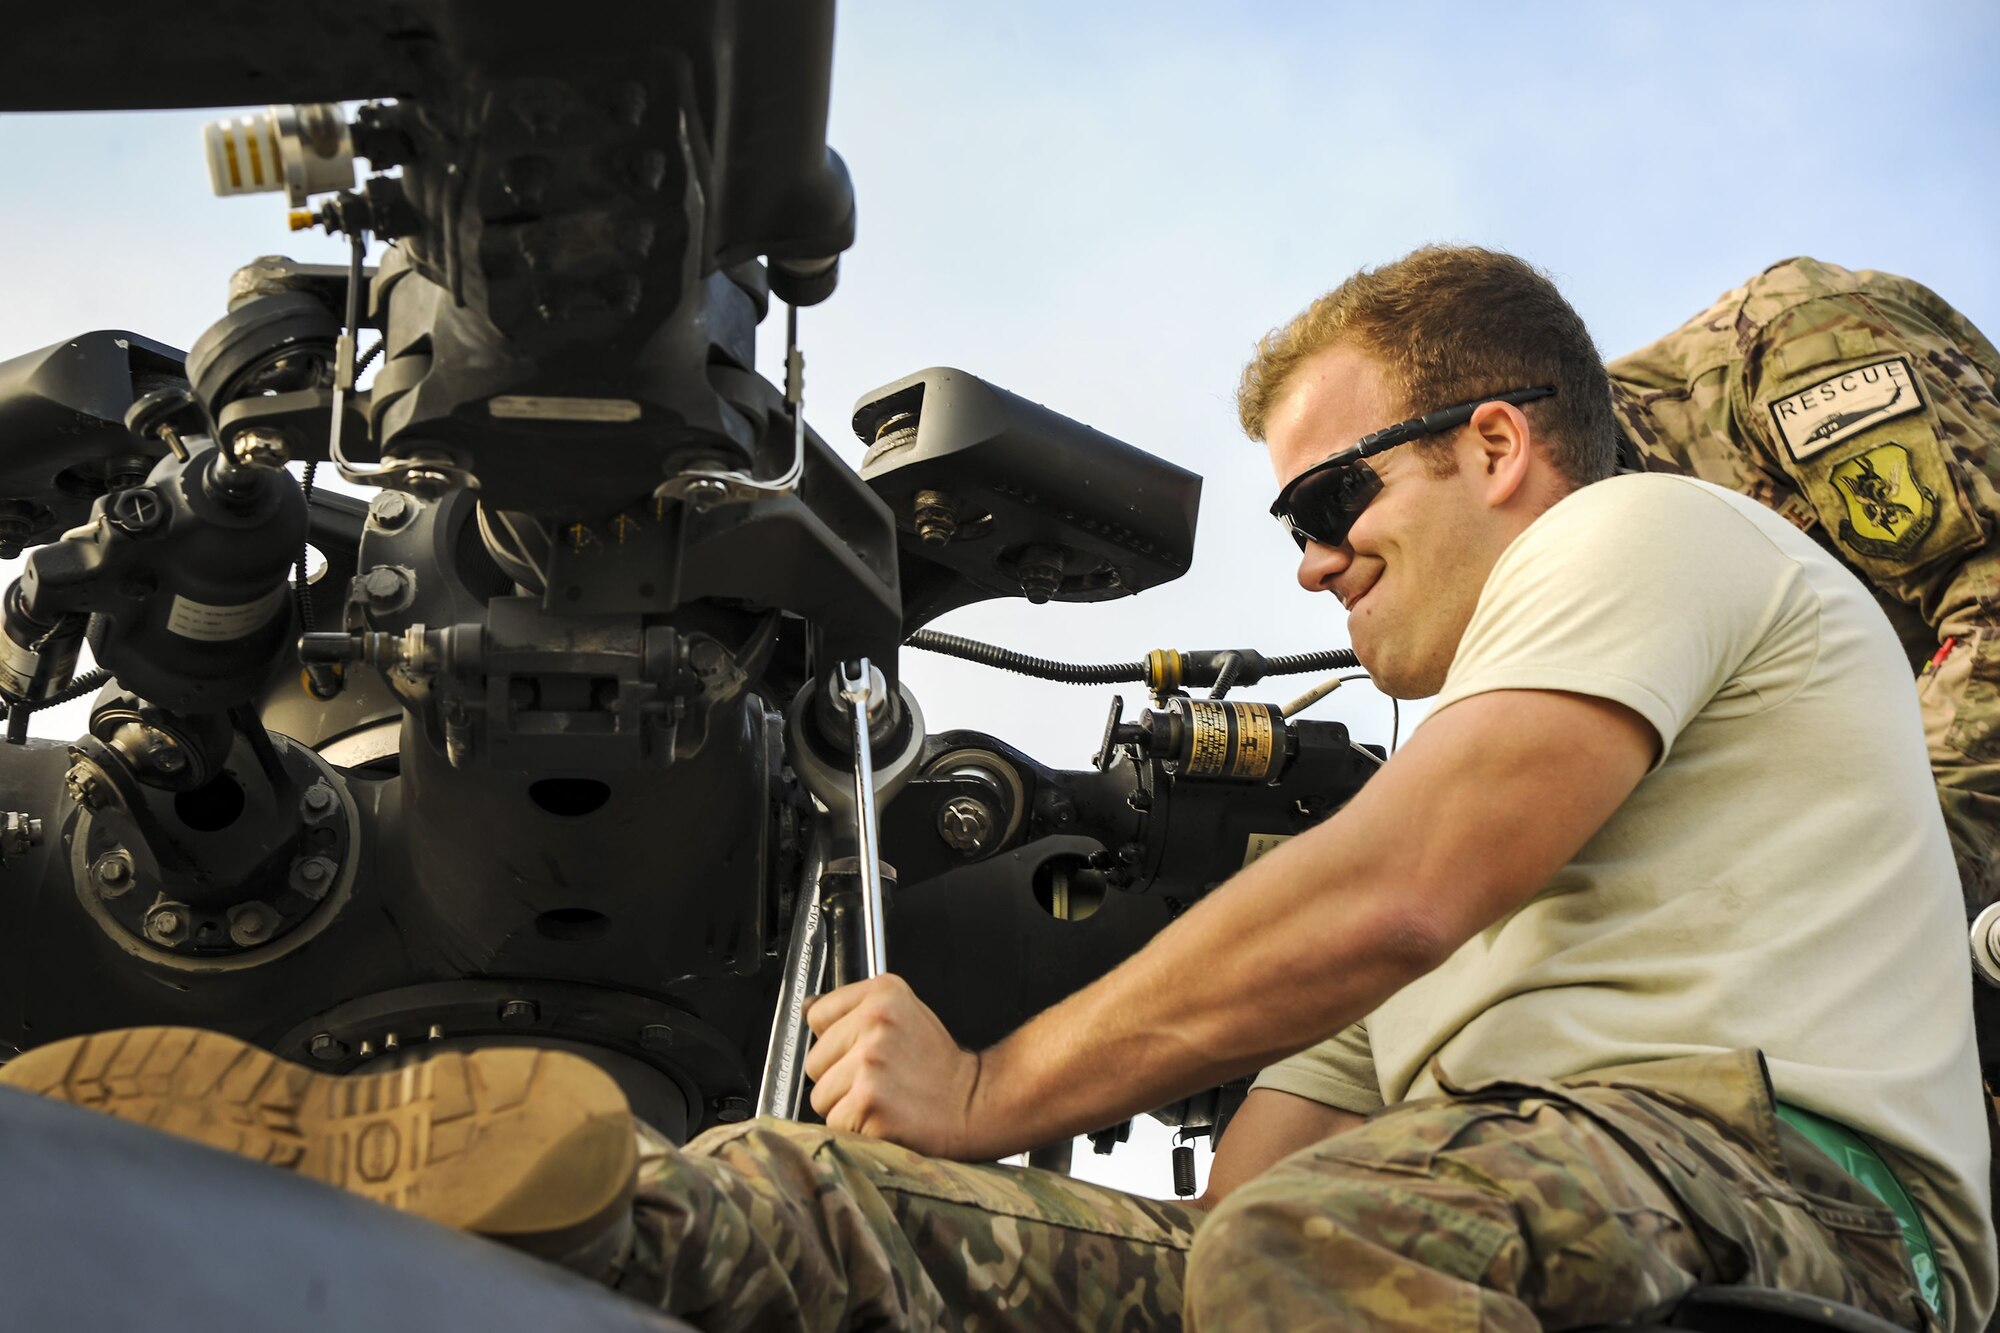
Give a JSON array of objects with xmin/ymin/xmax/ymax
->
[{"xmin": 1268, "ymin": 386, "xmax": 1558, "ymax": 551}]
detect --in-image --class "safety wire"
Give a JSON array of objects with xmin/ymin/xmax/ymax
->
[{"xmin": 294, "ymin": 333, "xmax": 383, "ymax": 635}]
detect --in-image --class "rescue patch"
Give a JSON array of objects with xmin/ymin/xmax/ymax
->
[
  {"xmin": 1829, "ymin": 442, "xmax": 1937, "ymax": 559},
  {"xmin": 1768, "ymin": 357, "xmax": 1924, "ymax": 463}
]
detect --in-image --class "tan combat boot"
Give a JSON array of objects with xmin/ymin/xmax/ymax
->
[{"xmin": 0, "ymin": 1026, "xmax": 639, "ymax": 1271}]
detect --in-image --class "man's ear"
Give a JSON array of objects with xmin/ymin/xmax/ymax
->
[{"xmin": 1466, "ymin": 400, "xmax": 1534, "ymax": 507}]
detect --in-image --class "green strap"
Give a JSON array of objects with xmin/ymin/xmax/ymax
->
[{"xmin": 1775, "ymin": 1102, "xmax": 1941, "ymax": 1314}]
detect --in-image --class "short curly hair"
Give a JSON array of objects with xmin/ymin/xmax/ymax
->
[{"xmin": 1237, "ymin": 245, "xmax": 1617, "ymax": 487}]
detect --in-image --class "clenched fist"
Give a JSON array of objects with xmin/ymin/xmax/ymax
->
[{"xmin": 803, "ymin": 973, "xmax": 991, "ymax": 1159}]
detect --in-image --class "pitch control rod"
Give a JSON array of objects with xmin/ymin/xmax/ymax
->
[{"xmin": 756, "ymin": 823, "xmax": 830, "ymax": 1119}]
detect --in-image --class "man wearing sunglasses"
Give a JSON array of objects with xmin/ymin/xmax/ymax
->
[
  {"xmin": 694, "ymin": 246, "xmax": 1988, "ymax": 1330},
  {"xmin": 774, "ymin": 246, "xmax": 1990, "ymax": 1331},
  {"xmin": 8, "ymin": 247, "xmax": 1992, "ymax": 1333}
]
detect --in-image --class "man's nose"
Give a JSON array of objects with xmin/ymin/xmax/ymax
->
[{"xmin": 1296, "ymin": 539, "xmax": 1352, "ymax": 593}]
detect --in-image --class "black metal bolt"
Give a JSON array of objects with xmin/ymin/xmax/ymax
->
[
  {"xmin": 106, "ymin": 488, "xmax": 165, "ymax": 536},
  {"xmin": 912, "ymin": 489, "xmax": 959, "ymax": 546},
  {"xmin": 640, "ymin": 1024, "xmax": 674, "ymax": 1051},
  {"xmin": 359, "ymin": 566, "xmax": 409, "ymax": 610},
  {"xmin": 685, "ymin": 478, "xmax": 729, "ymax": 512},
  {"xmin": 0, "ymin": 812, "xmax": 44, "ymax": 858},
  {"xmin": 230, "ymin": 429, "xmax": 290, "ymax": 468},
  {"xmin": 937, "ymin": 796, "xmax": 997, "ymax": 855},
  {"xmin": 498, "ymin": 999, "xmax": 539, "ymax": 1026},
  {"xmin": 90, "ymin": 850, "xmax": 133, "ymax": 897},
  {"xmin": 713, "ymin": 1096, "xmax": 752, "ymax": 1123},
  {"xmin": 0, "ymin": 515, "xmax": 31, "ymax": 560},
  {"xmin": 1016, "ymin": 545, "xmax": 1068, "ymax": 605},
  {"xmin": 288, "ymin": 855, "xmax": 337, "ymax": 901},
  {"xmin": 63, "ymin": 766, "xmax": 106, "ymax": 811},
  {"xmin": 299, "ymin": 783, "xmax": 338, "ymax": 822},
  {"xmin": 227, "ymin": 901, "xmax": 277, "ymax": 947},
  {"xmin": 308, "ymin": 1033, "xmax": 345, "ymax": 1062},
  {"xmin": 370, "ymin": 491, "xmax": 416, "ymax": 530},
  {"xmin": 144, "ymin": 904, "xmax": 189, "ymax": 946}
]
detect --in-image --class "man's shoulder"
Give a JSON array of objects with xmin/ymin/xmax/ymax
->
[
  {"xmin": 1544, "ymin": 473, "xmax": 1781, "ymax": 536},
  {"xmin": 1513, "ymin": 476, "xmax": 1825, "ymax": 598}
]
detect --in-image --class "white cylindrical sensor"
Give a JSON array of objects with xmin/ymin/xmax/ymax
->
[{"xmin": 202, "ymin": 104, "xmax": 355, "ymax": 205}]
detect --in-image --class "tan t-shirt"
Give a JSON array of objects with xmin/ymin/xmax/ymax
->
[{"xmin": 1254, "ymin": 473, "xmax": 1996, "ymax": 1329}]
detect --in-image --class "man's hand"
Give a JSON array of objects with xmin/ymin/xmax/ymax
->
[{"xmin": 803, "ymin": 974, "xmax": 987, "ymax": 1158}]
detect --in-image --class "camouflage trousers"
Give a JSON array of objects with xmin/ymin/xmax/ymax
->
[{"xmin": 610, "ymin": 1051, "xmax": 1931, "ymax": 1332}]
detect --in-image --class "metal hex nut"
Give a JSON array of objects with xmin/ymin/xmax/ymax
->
[
  {"xmin": 358, "ymin": 565, "xmax": 412, "ymax": 612},
  {"xmin": 369, "ymin": 491, "xmax": 417, "ymax": 530},
  {"xmin": 227, "ymin": 901, "xmax": 278, "ymax": 947},
  {"xmin": 144, "ymin": 903, "xmax": 191, "ymax": 947},
  {"xmin": 90, "ymin": 849, "xmax": 135, "ymax": 898},
  {"xmin": 230, "ymin": 428, "xmax": 291, "ymax": 468},
  {"xmin": 0, "ymin": 811, "xmax": 44, "ymax": 858},
  {"xmin": 287, "ymin": 855, "xmax": 339, "ymax": 901},
  {"xmin": 498, "ymin": 999, "xmax": 539, "ymax": 1026},
  {"xmin": 686, "ymin": 477, "xmax": 729, "ymax": 512},
  {"xmin": 63, "ymin": 765, "xmax": 107, "ymax": 811},
  {"xmin": 299, "ymin": 782, "xmax": 340, "ymax": 824},
  {"xmin": 937, "ymin": 796, "xmax": 998, "ymax": 855}
]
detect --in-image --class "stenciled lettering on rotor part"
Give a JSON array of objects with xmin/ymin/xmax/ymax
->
[{"xmin": 1177, "ymin": 699, "xmax": 1279, "ymax": 782}]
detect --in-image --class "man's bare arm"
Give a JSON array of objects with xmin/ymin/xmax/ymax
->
[
  {"xmin": 806, "ymin": 688, "xmax": 1656, "ymax": 1158},
  {"xmin": 1194, "ymin": 1088, "xmax": 1366, "ymax": 1209}
]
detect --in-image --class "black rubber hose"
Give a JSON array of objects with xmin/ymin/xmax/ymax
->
[
  {"xmin": 1261, "ymin": 648, "xmax": 1362, "ymax": 675},
  {"xmin": 903, "ymin": 630, "xmax": 1147, "ymax": 684},
  {"xmin": 904, "ymin": 631, "xmax": 1360, "ymax": 686}
]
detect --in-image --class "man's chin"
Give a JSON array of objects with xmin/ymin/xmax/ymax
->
[{"xmin": 1350, "ymin": 644, "xmax": 1438, "ymax": 701}]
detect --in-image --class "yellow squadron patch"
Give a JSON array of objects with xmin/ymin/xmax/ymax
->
[{"xmin": 1829, "ymin": 442, "xmax": 1937, "ymax": 559}]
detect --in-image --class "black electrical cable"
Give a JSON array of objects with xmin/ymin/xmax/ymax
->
[
  {"xmin": 295, "ymin": 461, "xmax": 318, "ymax": 633},
  {"xmin": 904, "ymin": 630, "xmax": 1359, "ymax": 685},
  {"xmin": 1208, "ymin": 653, "xmax": 1242, "ymax": 700},
  {"xmin": 1391, "ymin": 697, "xmax": 1400, "ymax": 754},
  {"xmin": 1263, "ymin": 647, "xmax": 1363, "ymax": 675},
  {"xmin": 1, "ymin": 667, "xmax": 113, "ymax": 744},
  {"xmin": 904, "ymin": 630, "xmax": 1148, "ymax": 684}
]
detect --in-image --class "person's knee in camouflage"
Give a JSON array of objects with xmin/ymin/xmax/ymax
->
[{"xmin": 1186, "ymin": 1055, "xmax": 1933, "ymax": 1333}]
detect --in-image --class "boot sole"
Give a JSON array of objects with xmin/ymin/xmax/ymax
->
[{"xmin": 0, "ymin": 1027, "xmax": 636, "ymax": 1248}]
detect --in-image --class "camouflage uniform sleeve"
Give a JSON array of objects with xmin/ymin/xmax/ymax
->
[
  {"xmin": 1248, "ymin": 1020, "xmax": 1384, "ymax": 1114},
  {"xmin": 1733, "ymin": 280, "xmax": 2000, "ymax": 912}
]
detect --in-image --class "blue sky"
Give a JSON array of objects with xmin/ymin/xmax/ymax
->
[{"xmin": 1, "ymin": 1, "xmax": 1995, "ymax": 1191}]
